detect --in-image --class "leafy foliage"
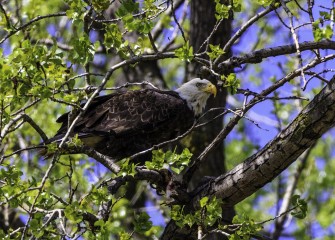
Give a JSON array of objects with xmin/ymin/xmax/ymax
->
[
  {"xmin": 214, "ymin": 0, "xmax": 231, "ymax": 20},
  {"xmin": 207, "ymin": 44, "xmax": 225, "ymax": 61},
  {"xmin": 291, "ymin": 195, "xmax": 308, "ymax": 219},
  {"xmin": 134, "ymin": 212, "xmax": 153, "ymax": 233},
  {"xmin": 312, "ymin": 20, "xmax": 333, "ymax": 41},
  {"xmin": 118, "ymin": 159, "xmax": 137, "ymax": 177},
  {"xmin": 171, "ymin": 196, "xmax": 223, "ymax": 228},
  {"xmin": 221, "ymin": 73, "xmax": 240, "ymax": 94},
  {"xmin": 145, "ymin": 148, "xmax": 192, "ymax": 174},
  {"xmin": 228, "ymin": 214, "xmax": 262, "ymax": 240},
  {"xmin": 256, "ymin": 0, "xmax": 274, "ymax": 6},
  {"xmin": 174, "ymin": 41, "xmax": 194, "ymax": 62}
]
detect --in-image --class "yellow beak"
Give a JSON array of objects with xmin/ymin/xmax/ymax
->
[{"xmin": 204, "ymin": 83, "xmax": 217, "ymax": 97}]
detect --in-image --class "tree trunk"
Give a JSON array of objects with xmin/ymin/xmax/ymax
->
[
  {"xmin": 189, "ymin": 0, "xmax": 234, "ymax": 238},
  {"xmin": 188, "ymin": 0, "xmax": 232, "ymax": 185}
]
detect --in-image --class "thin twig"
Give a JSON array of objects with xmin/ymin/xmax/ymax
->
[
  {"xmin": 21, "ymin": 153, "xmax": 59, "ymax": 239},
  {"xmin": 0, "ymin": 186, "xmax": 41, "ymax": 207},
  {"xmin": 201, "ymin": 229, "xmax": 230, "ymax": 239},
  {"xmin": 0, "ymin": 145, "xmax": 46, "ymax": 163},
  {"xmin": 280, "ymin": 0, "xmax": 307, "ymax": 88},
  {"xmin": 5, "ymin": 227, "xmax": 25, "ymax": 238},
  {"xmin": 0, "ymin": 12, "xmax": 66, "ymax": 44},
  {"xmin": 161, "ymin": 0, "xmax": 189, "ymax": 52},
  {"xmin": 148, "ymin": 32, "xmax": 158, "ymax": 53},
  {"xmin": 11, "ymin": 99, "xmax": 41, "ymax": 116},
  {"xmin": 197, "ymin": 18, "xmax": 223, "ymax": 55},
  {"xmin": 272, "ymin": 146, "xmax": 314, "ymax": 239},
  {"xmin": 50, "ymin": 97, "xmax": 83, "ymax": 110},
  {"xmin": 152, "ymin": 0, "xmax": 184, "ymax": 40},
  {"xmin": 214, "ymin": 5, "xmax": 277, "ymax": 66},
  {"xmin": 0, "ymin": 113, "xmax": 25, "ymax": 143},
  {"xmin": 22, "ymin": 114, "xmax": 49, "ymax": 142},
  {"xmin": 0, "ymin": 3, "xmax": 12, "ymax": 30},
  {"xmin": 237, "ymin": 88, "xmax": 309, "ymax": 101},
  {"xmin": 170, "ymin": 0, "xmax": 186, "ymax": 42}
]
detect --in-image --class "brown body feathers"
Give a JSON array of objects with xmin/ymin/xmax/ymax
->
[{"xmin": 51, "ymin": 89, "xmax": 195, "ymax": 160}]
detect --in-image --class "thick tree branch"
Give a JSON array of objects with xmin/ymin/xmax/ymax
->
[
  {"xmin": 163, "ymin": 73, "xmax": 335, "ymax": 240},
  {"xmin": 185, "ymin": 54, "xmax": 335, "ymax": 182},
  {"xmin": 192, "ymin": 74, "xmax": 335, "ymax": 208},
  {"xmin": 218, "ymin": 40, "xmax": 335, "ymax": 71}
]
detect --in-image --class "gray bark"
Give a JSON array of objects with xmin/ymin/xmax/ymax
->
[{"xmin": 192, "ymin": 75, "xmax": 335, "ymax": 207}]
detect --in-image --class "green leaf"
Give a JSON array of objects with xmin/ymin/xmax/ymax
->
[
  {"xmin": 122, "ymin": 15, "xmax": 153, "ymax": 34},
  {"xmin": 67, "ymin": 134, "xmax": 83, "ymax": 148},
  {"xmin": 175, "ymin": 41, "xmax": 194, "ymax": 62},
  {"xmin": 91, "ymin": 0, "xmax": 110, "ymax": 11},
  {"xmin": 63, "ymin": 93, "xmax": 81, "ymax": 103},
  {"xmin": 30, "ymin": 219, "xmax": 39, "ymax": 230},
  {"xmin": 221, "ymin": 73, "xmax": 240, "ymax": 94},
  {"xmin": 320, "ymin": 11, "xmax": 331, "ymax": 20},
  {"xmin": 0, "ymin": 165, "xmax": 23, "ymax": 185},
  {"xmin": 291, "ymin": 195, "xmax": 308, "ymax": 219},
  {"xmin": 65, "ymin": 0, "xmax": 87, "ymax": 21},
  {"xmin": 230, "ymin": 213, "xmax": 262, "ymax": 239},
  {"xmin": 119, "ymin": 159, "xmax": 137, "ymax": 177},
  {"xmin": 104, "ymin": 24, "xmax": 131, "ymax": 58},
  {"xmin": 312, "ymin": 19, "xmax": 320, "ymax": 28},
  {"xmin": 166, "ymin": 148, "xmax": 192, "ymax": 174},
  {"xmin": 256, "ymin": 0, "xmax": 274, "ymax": 6},
  {"xmin": 104, "ymin": 24, "xmax": 122, "ymax": 49},
  {"xmin": 134, "ymin": 212, "xmax": 152, "ymax": 233},
  {"xmin": 46, "ymin": 142, "xmax": 58, "ymax": 155},
  {"xmin": 171, "ymin": 205, "xmax": 186, "ymax": 227},
  {"xmin": 200, "ymin": 196, "xmax": 209, "ymax": 208},
  {"xmin": 207, "ymin": 44, "xmax": 225, "ymax": 60},
  {"xmin": 69, "ymin": 35, "xmax": 95, "ymax": 64},
  {"xmin": 171, "ymin": 197, "xmax": 223, "ymax": 229},
  {"xmin": 90, "ymin": 187, "xmax": 110, "ymax": 203},
  {"xmin": 145, "ymin": 149, "xmax": 165, "ymax": 170},
  {"xmin": 179, "ymin": 148, "xmax": 192, "ymax": 164},
  {"xmin": 94, "ymin": 219, "xmax": 105, "ymax": 227},
  {"xmin": 116, "ymin": 0, "xmax": 139, "ymax": 18},
  {"xmin": 205, "ymin": 196, "xmax": 223, "ymax": 226},
  {"xmin": 120, "ymin": 232, "xmax": 132, "ymax": 240},
  {"xmin": 313, "ymin": 28, "xmax": 323, "ymax": 42},
  {"xmin": 312, "ymin": 21, "xmax": 333, "ymax": 41},
  {"xmin": 214, "ymin": 0, "xmax": 231, "ymax": 20},
  {"xmin": 64, "ymin": 202, "xmax": 83, "ymax": 223},
  {"xmin": 233, "ymin": 0, "xmax": 242, "ymax": 12},
  {"xmin": 324, "ymin": 25, "xmax": 333, "ymax": 39}
]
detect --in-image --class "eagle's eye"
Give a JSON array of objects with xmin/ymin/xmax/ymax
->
[{"xmin": 196, "ymin": 82, "xmax": 204, "ymax": 88}]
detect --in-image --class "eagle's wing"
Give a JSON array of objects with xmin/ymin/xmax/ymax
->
[{"xmin": 54, "ymin": 89, "xmax": 191, "ymax": 139}]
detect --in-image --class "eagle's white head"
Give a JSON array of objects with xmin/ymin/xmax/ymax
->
[{"xmin": 176, "ymin": 78, "xmax": 217, "ymax": 116}]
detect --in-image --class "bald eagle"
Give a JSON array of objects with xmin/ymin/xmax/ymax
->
[{"xmin": 50, "ymin": 78, "xmax": 217, "ymax": 161}]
